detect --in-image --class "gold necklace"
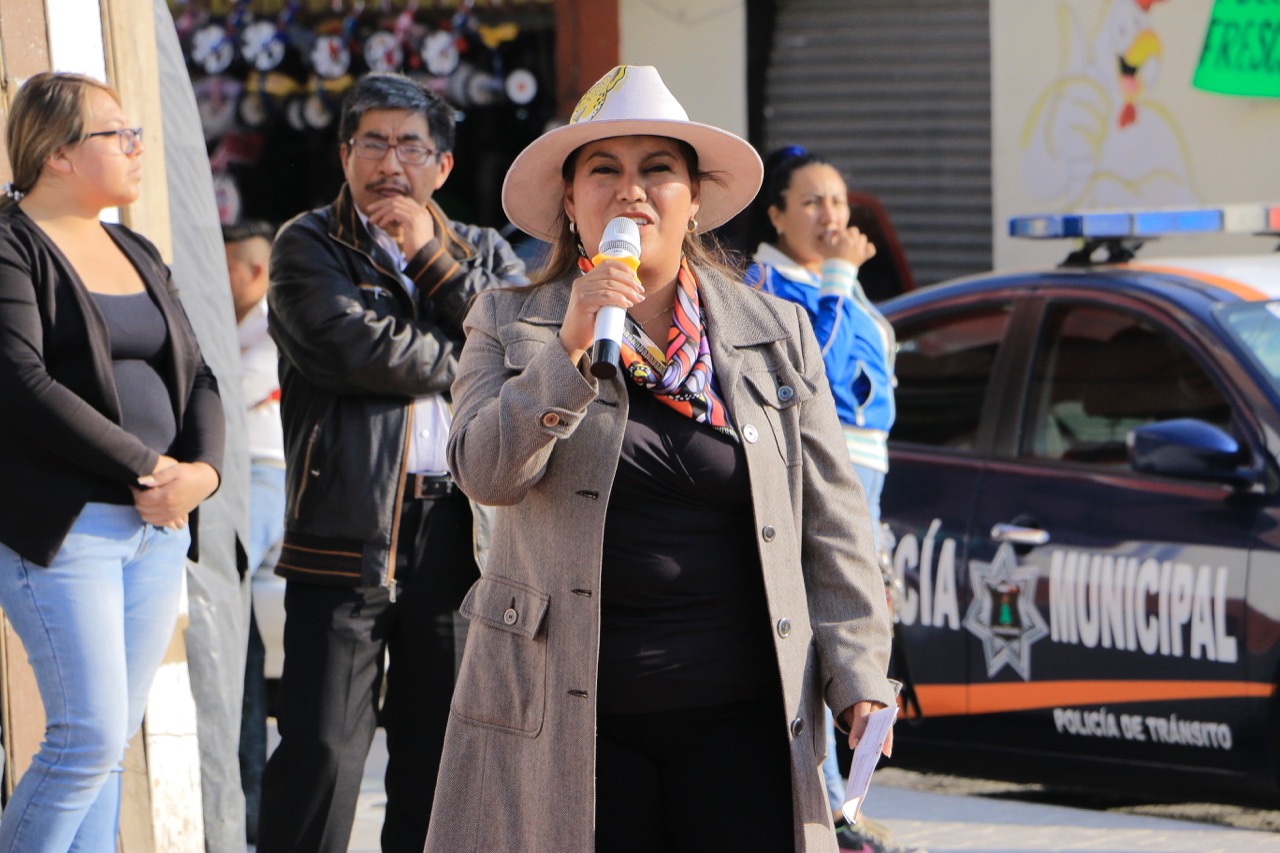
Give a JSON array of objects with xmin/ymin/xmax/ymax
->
[{"xmin": 629, "ymin": 302, "xmax": 672, "ymax": 327}]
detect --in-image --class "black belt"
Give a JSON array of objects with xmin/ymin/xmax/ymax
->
[{"xmin": 404, "ymin": 473, "xmax": 457, "ymax": 500}]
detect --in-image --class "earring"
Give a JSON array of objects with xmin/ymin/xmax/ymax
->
[
  {"xmin": 568, "ymin": 220, "xmax": 576, "ymax": 234},
  {"xmin": 687, "ymin": 217, "xmax": 698, "ymax": 234}
]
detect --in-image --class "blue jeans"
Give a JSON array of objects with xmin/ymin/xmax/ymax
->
[
  {"xmin": 0, "ymin": 504, "xmax": 189, "ymax": 853},
  {"xmin": 246, "ymin": 463, "xmax": 286, "ymax": 577},
  {"xmin": 241, "ymin": 462, "xmax": 285, "ymax": 841},
  {"xmin": 823, "ymin": 464, "xmax": 886, "ymax": 812}
]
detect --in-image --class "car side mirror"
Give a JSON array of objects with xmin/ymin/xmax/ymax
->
[{"xmin": 1127, "ymin": 418, "xmax": 1256, "ymax": 486}]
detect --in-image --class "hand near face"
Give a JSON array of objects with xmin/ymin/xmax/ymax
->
[
  {"xmin": 365, "ymin": 195, "xmax": 437, "ymax": 258},
  {"xmin": 819, "ymin": 225, "xmax": 877, "ymax": 268},
  {"xmin": 558, "ymin": 260, "xmax": 646, "ymax": 365}
]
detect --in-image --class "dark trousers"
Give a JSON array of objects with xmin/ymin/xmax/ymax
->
[
  {"xmin": 595, "ymin": 697, "xmax": 795, "ymax": 853},
  {"xmin": 239, "ymin": 603, "xmax": 267, "ymax": 843},
  {"xmin": 256, "ymin": 491, "xmax": 478, "ymax": 853}
]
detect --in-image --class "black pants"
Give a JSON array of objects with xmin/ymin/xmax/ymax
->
[
  {"xmin": 239, "ymin": 603, "xmax": 267, "ymax": 843},
  {"xmin": 256, "ymin": 491, "xmax": 478, "ymax": 853},
  {"xmin": 595, "ymin": 698, "xmax": 795, "ymax": 853}
]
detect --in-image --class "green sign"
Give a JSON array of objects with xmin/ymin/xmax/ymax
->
[{"xmin": 1193, "ymin": 0, "xmax": 1280, "ymax": 98}]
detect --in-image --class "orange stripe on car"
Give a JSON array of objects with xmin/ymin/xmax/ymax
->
[
  {"xmin": 900, "ymin": 680, "xmax": 1274, "ymax": 718},
  {"xmin": 1128, "ymin": 264, "xmax": 1267, "ymax": 301}
]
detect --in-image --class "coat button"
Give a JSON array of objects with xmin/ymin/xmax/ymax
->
[
  {"xmin": 540, "ymin": 411, "xmax": 561, "ymax": 428},
  {"xmin": 777, "ymin": 618, "xmax": 792, "ymax": 638},
  {"xmin": 790, "ymin": 717, "xmax": 805, "ymax": 737},
  {"xmin": 777, "ymin": 385, "xmax": 794, "ymax": 402},
  {"xmin": 742, "ymin": 424, "xmax": 759, "ymax": 443},
  {"xmin": 761, "ymin": 525, "xmax": 776, "ymax": 542},
  {"xmin": 503, "ymin": 608, "xmax": 518, "ymax": 625}
]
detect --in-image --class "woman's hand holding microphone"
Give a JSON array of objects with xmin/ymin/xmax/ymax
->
[{"xmin": 559, "ymin": 260, "xmax": 646, "ymax": 366}]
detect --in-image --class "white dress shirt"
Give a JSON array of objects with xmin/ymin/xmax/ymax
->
[
  {"xmin": 238, "ymin": 297, "xmax": 286, "ymax": 466},
  {"xmin": 359, "ymin": 211, "xmax": 451, "ymax": 475}
]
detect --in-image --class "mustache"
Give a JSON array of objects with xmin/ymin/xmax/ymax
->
[{"xmin": 365, "ymin": 179, "xmax": 410, "ymax": 194}]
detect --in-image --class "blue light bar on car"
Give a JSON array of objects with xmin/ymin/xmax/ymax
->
[{"xmin": 1010, "ymin": 204, "xmax": 1280, "ymax": 239}]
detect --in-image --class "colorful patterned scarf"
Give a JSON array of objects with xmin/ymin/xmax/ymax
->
[{"xmin": 577, "ymin": 255, "xmax": 738, "ymax": 441}]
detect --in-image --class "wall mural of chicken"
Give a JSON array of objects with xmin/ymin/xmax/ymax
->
[{"xmin": 1020, "ymin": 0, "xmax": 1198, "ymax": 209}]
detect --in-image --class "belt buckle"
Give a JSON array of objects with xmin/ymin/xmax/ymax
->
[
  {"xmin": 409, "ymin": 474, "xmax": 450, "ymax": 499},
  {"xmin": 416, "ymin": 474, "xmax": 432, "ymax": 499}
]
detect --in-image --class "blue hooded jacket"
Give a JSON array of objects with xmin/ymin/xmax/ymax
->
[{"xmin": 746, "ymin": 243, "xmax": 895, "ymax": 471}]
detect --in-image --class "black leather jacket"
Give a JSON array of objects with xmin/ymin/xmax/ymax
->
[{"xmin": 268, "ymin": 185, "xmax": 526, "ymax": 587}]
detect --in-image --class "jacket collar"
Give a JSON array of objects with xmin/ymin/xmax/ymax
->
[
  {"xmin": 753, "ymin": 241, "xmax": 819, "ymax": 287},
  {"xmin": 515, "ymin": 273, "xmax": 573, "ymax": 327},
  {"xmin": 696, "ymin": 263, "xmax": 791, "ymax": 419},
  {"xmin": 697, "ymin": 262, "xmax": 792, "ymax": 350}
]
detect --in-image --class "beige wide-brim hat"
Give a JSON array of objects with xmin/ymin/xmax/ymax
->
[{"xmin": 502, "ymin": 65, "xmax": 763, "ymax": 242}]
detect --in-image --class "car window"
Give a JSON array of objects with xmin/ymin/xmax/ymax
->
[
  {"xmin": 1219, "ymin": 300, "xmax": 1280, "ymax": 397},
  {"xmin": 1021, "ymin": 303, "xmax": 1232, "ymax": 466},
  {"xmin": 892, "ymin": 305, "xmax": 1013, "ymax": 450}
]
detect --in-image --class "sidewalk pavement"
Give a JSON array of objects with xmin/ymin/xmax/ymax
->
[
  {"xmin": 333, "ymin": 729, "xmax": 1278, "ymax": 852},
  {"xmin": 867, "ymin": 776, "xmax": 1278, "ymax": 853}
]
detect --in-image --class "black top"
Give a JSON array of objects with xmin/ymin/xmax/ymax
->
[
  {"xmin": 88, "ymin": 292, "xmax": 177, "ymax": 505},
  {"xmin": 597, "ymin": 379, "xmax": 776, "ymax": 714},
  {"xmin": 0, "ymin": 205, "xmax": 224, "ymax": 565},
  {"xmin": 93, "ymin": 291, "xmax": 177, "ymax": 455}
]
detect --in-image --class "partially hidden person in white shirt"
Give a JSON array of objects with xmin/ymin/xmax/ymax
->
[{"xmin": 223, "ymin": 219, "xmax": 284, "ymax": 845}]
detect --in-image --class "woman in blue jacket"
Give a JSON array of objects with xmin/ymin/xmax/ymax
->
[
  {"xmin": 746, "ymin": 146, "xmax": 897, "ymax": 848},
  {"xmin": 747, "ymin": 146, "xmax": 895, "ymax": 526}
]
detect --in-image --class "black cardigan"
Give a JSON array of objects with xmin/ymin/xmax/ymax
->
[{"xmin": 0, "ymin": 204, "xmax": 224, "ymax": 566}]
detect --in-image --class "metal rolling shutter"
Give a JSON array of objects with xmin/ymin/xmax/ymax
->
[{"xmin": 763, "ymin": 0, "xmax": 992, "ymax": 287}]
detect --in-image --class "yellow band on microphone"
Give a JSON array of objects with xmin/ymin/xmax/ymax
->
[{"xmin": 591, "ymin": 252, "xmax": 641, "ymax": 272}]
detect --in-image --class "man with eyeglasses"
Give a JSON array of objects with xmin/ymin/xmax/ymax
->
[{"xmin": 258, "ymin": 72, "xmax": 527, "ymax": 853}]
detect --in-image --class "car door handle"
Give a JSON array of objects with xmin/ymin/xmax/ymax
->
[{"xmin": 990, "ymin": 523, "xmax": 1050, "ymax": 546}]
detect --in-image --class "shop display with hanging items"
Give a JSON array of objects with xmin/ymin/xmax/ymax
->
[{"xmin": 169, "ymin": 0, "xmax": 555, "ymax": 228}]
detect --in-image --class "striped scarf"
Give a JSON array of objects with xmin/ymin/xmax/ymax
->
[{"xmin": 577, "ymin": 256, "xmax": 737, "ymax": 442}]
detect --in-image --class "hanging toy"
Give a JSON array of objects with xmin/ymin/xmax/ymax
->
[
  {"xmin": 362, "ymin": 29, "xmax": 403, "ymax": 74},
  {"xmin": 505, "ymin": 68, "xmax": 537, "ymax": 106},
  {"xmin": 190, "ymin": 22, "xmax": 236, "ymax": 75},
  {"xmin": 421, "ymin": 29, "xmax": 459, "ymax": 77},
  {"xmin": 240, "ymin": 19, "xmax": 287, "ymax": 72}
]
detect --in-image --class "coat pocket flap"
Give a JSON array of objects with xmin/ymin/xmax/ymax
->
[
  {"xmin": 742, "ymin": 368, "xmax": 816, "ymax": 410},
  {"xmin": 501, "ymin": 338, "xmax": 546, "ymax": 371},
  {"xmin": 460, "ymin": 575, "xmax": 549, "ymax": 639}
]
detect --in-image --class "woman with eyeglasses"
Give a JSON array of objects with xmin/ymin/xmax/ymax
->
[{"xmin": 0, "ymin": 71, "xmax": 223, "ymax": 852}]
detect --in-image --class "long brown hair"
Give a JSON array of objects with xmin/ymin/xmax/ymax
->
[
  {"xmin": 528, "ymin": 137, "xmax": 742, "ymax": 286},
  {"xmin": 2, "ymin": 72, "xmax": 120, "ymax": 207}
]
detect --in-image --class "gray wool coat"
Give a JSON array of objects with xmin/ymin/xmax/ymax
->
[{"xmin": 428, "ymin": 262, "xmax": 897, "ymax": 853}]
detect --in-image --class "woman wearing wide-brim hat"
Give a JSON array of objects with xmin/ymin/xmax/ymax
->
[{"xmin": 428, "ymin": 65, "xmax": 897, "ymax": 853}]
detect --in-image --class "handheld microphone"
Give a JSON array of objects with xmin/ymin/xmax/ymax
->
[{"xmin": 589, "ymin": 216, "xmax": 641, "ymax": 379}]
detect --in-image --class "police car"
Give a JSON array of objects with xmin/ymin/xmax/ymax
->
[{"xmin": 878, "ymin": 205, "xmax": 1280, "ymax": 805}]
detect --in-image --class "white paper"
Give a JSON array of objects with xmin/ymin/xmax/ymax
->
[{"xmin": 840, "ymin": 704, "xmax": 898, "ymax": 825}]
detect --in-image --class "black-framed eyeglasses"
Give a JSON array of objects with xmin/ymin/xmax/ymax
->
[
  {"xmin": 348, "ymin": 137, "xmax": 440, "ymax": 166},
  {"xmin": 82, "ymin": 127, "xmax": 143, "ymax": 155}
]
